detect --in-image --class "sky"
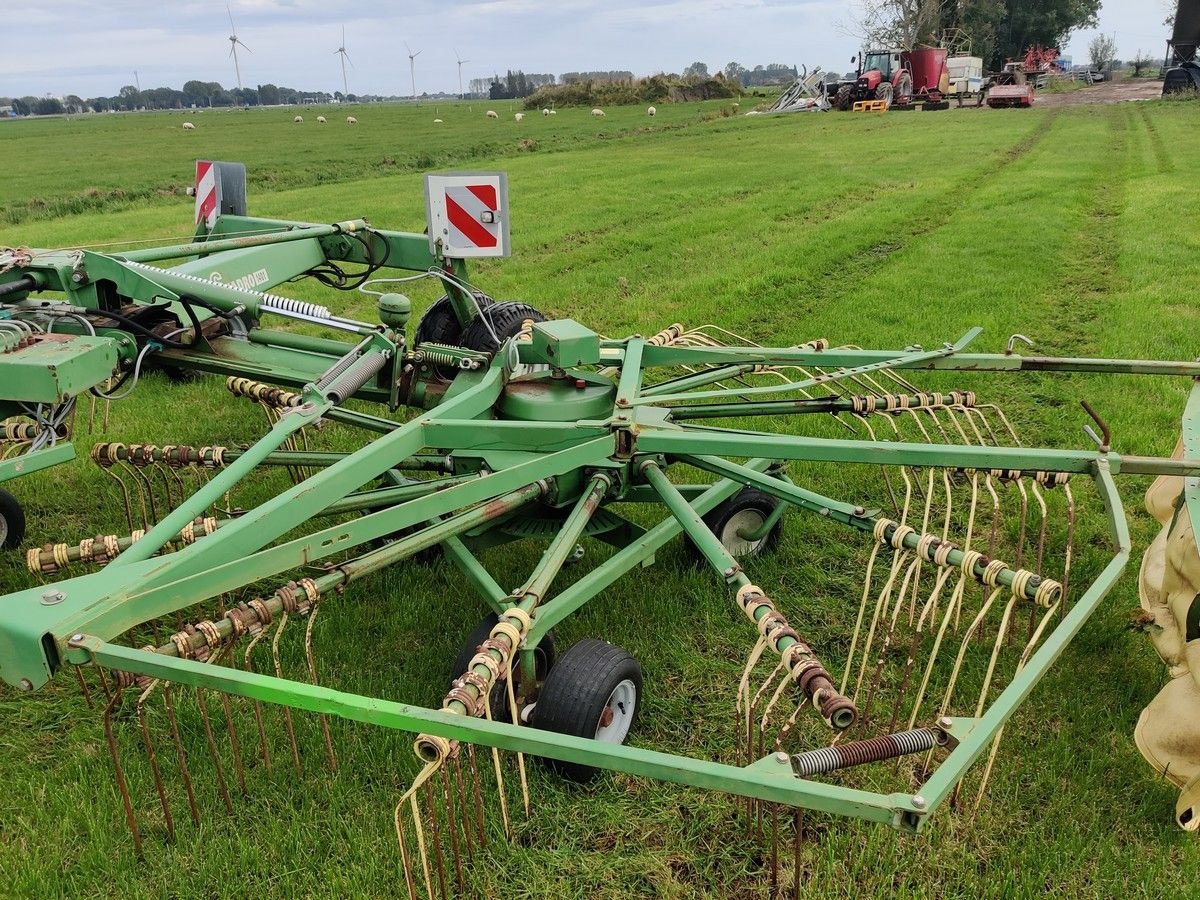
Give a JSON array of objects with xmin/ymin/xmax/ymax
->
[{"xmin": 0, "ymin": 0, "xmax": 1180, "ymax": 99}]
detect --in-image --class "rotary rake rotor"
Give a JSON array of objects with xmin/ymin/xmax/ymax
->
[{"xmin": 2, "ymin": 163, "xmax": 1198, "ymax": 896}]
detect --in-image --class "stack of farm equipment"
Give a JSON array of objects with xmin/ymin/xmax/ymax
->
[
  {"xmin": 827, "ymin": 47, "xmax": 952, "ymax": 111},
  {"xmin": 2, "ymin": 160, "xmax": 1200, "ymax": 896}
]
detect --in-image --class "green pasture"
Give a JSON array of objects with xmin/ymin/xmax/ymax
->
[{"xmin": 1, "ymin": 98, "xmax": 1198, "ymax": 898}]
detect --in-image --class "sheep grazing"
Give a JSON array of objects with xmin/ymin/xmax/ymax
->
[
  {"xmin": 647, "ymin": 105, "xmax": 656, "ymax": 117},
  {"xmin": 548, "ymin": 109, "xmax": 557, "ymax": 115},
  {"xmin": 514, "ymin": 112, "xmax": 525, "ymax": 122},
  {"xmin": 591, "ymin": 108, "xmax": 605, "ymax": 117},
  {"xmin": 294, "ymin": 115, "xmax": 304, "ymax": 123},
  {"xmin": 317, "ymin": 115, "xmax": 327, "ymax": 124},
  {"xmin": 486, "ymin": 110, "xmax": 499, "ymax": 119},
  {"xmin": 181, "ymin": 121, "xmax": 195, "ymax": 130},
  {"xmin": 346, "ymin": 116, "xmax": 358, "ymax": 124},
  {"xmin": 542, "ymin": 108, "xmax": 550, "ymax": 116},
  {"xmin": 732, "ymin": 102, "xmax": 740, "ymax": 110},
  {"xmin": 433, "ymin": 118, "xmax": 443, "ymax": 123}
]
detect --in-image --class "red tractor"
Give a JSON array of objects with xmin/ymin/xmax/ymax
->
[{"xmin": 832, "ymin": 49, "xmax": 913, "ymax": 109}]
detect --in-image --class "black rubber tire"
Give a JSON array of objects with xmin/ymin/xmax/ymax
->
[
  {"xmin": 834, "ymin": 85, "xmax": 853, "ymax": 111},
  {"xmin": 459, "ymin": 301, "xmax": 547, "ymax": 354},
  {"xmin": 687, "ymin": 486, "xmax": 784, "ymax": 563},
  {"xmin": 923, "ymin": 101, "xmax": 950, "ymax": 111},
  {"xmin": 0, "ymin": 488, "xmax": 26, "ymax": 549},
  {"xmin": 413, "ymin": 292, "xmax": 494, "ymax": 347},
  {"xmin": 452, "ymin": 612, "xmax": 557, "ymax": 722},
  {"xmin": 532, "ymin": 638, "xmax": 642, "ymax": 782}
]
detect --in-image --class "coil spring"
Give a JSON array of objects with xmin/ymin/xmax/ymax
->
[
  {"xmin": 122, "ymin": 260, "xmax": 332, "ymax": 320},
  {"xmin": 413, "ymin": 343, "xmax": 482, "ymax": 370},
  {"xmin": 790, "ymin": 727, "xmax": 942, "ymax": 777}
]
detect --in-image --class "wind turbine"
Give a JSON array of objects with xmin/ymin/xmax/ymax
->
[
  {"xmin": 406, "ymin": 43, "xmax": 422, "ymax": 100},
  {"xmin": 335, "ymin": 26, "xmax": 353, "ymax": 96},
  {"xmin": 226, "ymin": 5, "xmax": 252, "ymax": 91},
  {"xmin": 455, "ymin": 48, "xmax": 470, "ymax": 99}
]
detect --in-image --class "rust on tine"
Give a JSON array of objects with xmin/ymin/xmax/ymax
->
[
  {"xmin": 452, "ymin": 751, "xmax": 474, "ymax": 858},
  {"xmin": 395, "ymin": 801, "xmax": 418, "ymax": 900},
  {"xmin": 102, "ymin": 686, "xmax": 143, "ymax": 858},
  {"xmin": 792, "ymin": 809, "xmax": 804, "ymax": 900},
  {"xmin": 440, "ymin": 764, "xmax": 465, "ymax": 893},
  {"xmin": 195, "ymin": 686, "xmax": 234, "ymax": 815},
  {"xmin": 466, "ymin": 744, "xmax": 487, "ymax": 847},
  {"xmin": 97, "ymin": 666, "xmax": 113, "ymax": 703},
  {"xmin": 770, "ymin": 803, "xmax": 780, "ymax": 898},
  {"xmin": 163, "ymin": 683, "xmax": 200, "ymax": 826},
  {"xmin": 74, "ymin": 665, "xmax": 94, "ymax": 709},
  {"xmin": 304, "ymin": 598, "xmax": 338, "ymax": 772},
  {"xmin": 136, "ymin": 677, "xmax": 175, "ymax": 842},
  {"xmin": 243, "ymin": 626, "xmax": 273, "ymax": 776},
  {"xmin": 218, "ymin": 691, "xmax": 247, "ymax": 796},
  {"xmin": 272, "ymin": 611, "xmax": 303, "ymax": 775},
  {"xmin": 423, "ymin": 780, "xmax": 450, "ymax": 900}
]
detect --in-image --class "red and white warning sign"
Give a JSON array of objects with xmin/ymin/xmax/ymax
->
[
  {"xmin": 424, "ymin": 172, "xmax": 510, "ymax": 258},
  {"xmin": 194, "ymin": 160, "xmax": 218, "ymax": 229}
]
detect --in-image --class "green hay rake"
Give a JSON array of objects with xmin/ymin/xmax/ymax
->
[{"xmin": 1, "ymin": 162, "xmax": 1196, "ymax": 894}]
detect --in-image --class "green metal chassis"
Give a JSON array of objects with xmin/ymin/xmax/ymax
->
[{"xmin": 2, "ymin": 212, "xmax": 1198, "ymax": 834}]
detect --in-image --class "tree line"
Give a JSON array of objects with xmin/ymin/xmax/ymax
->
[
  {"xmin": 463, "ymin": 62, "xmax": 797, "ymax": 101},
  {"xmin": 0, "ymin": 80, "xmax": 420, "ymax": 115},
  {"xmin": 856, "ymin": 0, "xmax": 1103, "ymax": 70}
]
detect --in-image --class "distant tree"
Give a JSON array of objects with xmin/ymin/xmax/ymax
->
[
  {"xmin": 13, "ymin": 97, "xmax": 35, "ymax": 115},
  {"xmin": 33, "ymin": 97, "xmax": 64, "ymax": 115},
  {"xmin": 86, "ymin": 96, "xmax": 111, "ymax": 112},
  {"xmin": 1088, "ymin": 33, "xmax": 1116, "ymax": 71},
  {"xmin": 1130, "ymin": 49, "xmax": 1155, "ymax": 77},
  {"xmin": 258, "ymin": 83, "xmax": 280, "ymax": 105},
  {"xmin": 117, "ymin": 84, "xmax": 142, "ymax": 110},
  {"xmin": 723, "ymin": 61, "xmax": 747, "ymax": 81},
  {"xmin": 682, "ymin": 61, "xmax": 710, "ymax": 81},
  {"xmin": 63, "ymin": 95, "xmax": 85, "ymax": 113}
]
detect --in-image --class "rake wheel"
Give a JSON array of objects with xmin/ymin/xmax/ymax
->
[
  {"xmin": 0, "ymin": 488, "xmax": 24, "ymax": 549},
  {"xmin": 452, "ymin": 612, "xmax": 557, "ymax": 721},
  {"xmin": 413, "ymin": 292, "xmax": 495, "ymax": 347},
  {"xmin": 460, "ymin": 301, "xmax": 547, "ymax": 354},
  {"xmin": 689, "ymin": 486, "xmax": 784, "ymax": 562},
  {"xmin": 533, "ymin": 639, "xmax": 642, "ymax": 782}
]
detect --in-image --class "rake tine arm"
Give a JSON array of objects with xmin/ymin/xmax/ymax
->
[{"xmin": 640, "ymin": 459, "xmax": 857, "ymax": 730}]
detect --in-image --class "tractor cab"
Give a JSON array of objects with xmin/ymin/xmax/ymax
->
[{"xmin": 858, "ymin": 49, "xmax": 902, "ymax": 90}]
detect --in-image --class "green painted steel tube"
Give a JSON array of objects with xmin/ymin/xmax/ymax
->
[
  {"xmin": 641, "ymin": 363, "xmax": 759, "ymax": 398},
  {"xmin": 645, "ymin": 427, "xmax": 1106, "ymax": 473},
  {"xmin": 107, "ymin": 397, "xmax": 329, "ymax": 567},
  {"xmin": 133, "ymin": 363, "xmax": 506, "ymax": 588},
  {"xmin": 683, "ymin": 454, "xmax": 1047, "ymax": 604},
  {"xmin": 615, "ymin": 337, "xmax": 644, "ymax": 408},
  {"xmin": 0, "ymin": 442, "xmax": 75, "ymax": 484},
  {"xmin": 246, "ymin": 328, "xmax": 367, "ymax": 357},
  {"xmin": 666, "ymin": 396, "xmax": 867, "ymax": 419},
  {"xmin": 75, "ymin": 636, "xmax": 912, "ymax": 825},
  {"xmin": 633, "ymin": 331, "xmax": 980, "ymax": 406},
  {"xmin": 637, "ymin": 344, "xmax": 1200, "ymax": 377},
  {"xmin": 117, "ymin": 223, "xmax": 360, "ymax": 263},
  {"xmin": 442, "ymin": 473, "xmax": 611, "ymax": 718},
  {"xmin": 641, "ymin": 461, "xmax": 746, "ymax": 585},
  {"xmin": 526, "ymin": 459, "xmax": 775, "ymax": 643},
  {"xmin": 134, "ymin": 482, "xmax": 546, "ymax": 659}
]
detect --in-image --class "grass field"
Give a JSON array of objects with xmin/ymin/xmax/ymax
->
[{"xmin": 2, "ymin": 98, "xmax": 1200, "ymax": 898}]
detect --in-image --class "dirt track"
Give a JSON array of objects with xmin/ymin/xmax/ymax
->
[{"xmin": 1029, "ymin": 78, "xmax": 1163, "ymax": 107}]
